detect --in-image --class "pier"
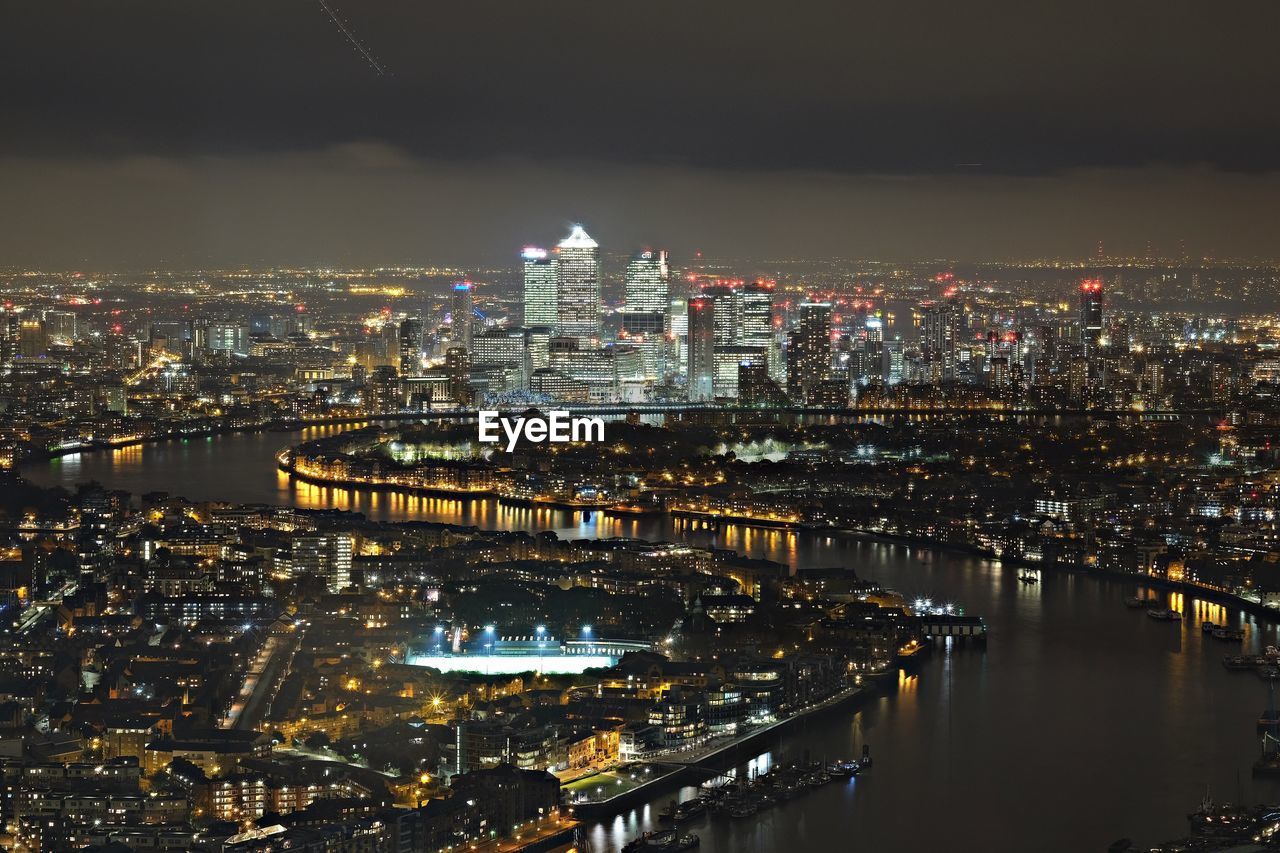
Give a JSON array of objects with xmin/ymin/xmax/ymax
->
[{"xmin": 920, "ymin": 614, "xmax": 987, "ymax": 640}]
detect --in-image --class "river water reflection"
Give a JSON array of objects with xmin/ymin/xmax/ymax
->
[{"xmin": 25, "ymin": 428, "xmax": 1280, "ymax": 851}]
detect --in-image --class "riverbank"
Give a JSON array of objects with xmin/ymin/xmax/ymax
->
[
  {"xmin": 277, "ymin": 455, "xmax": 615, "ymax": 513},
  {"xmin": 28, "ymin": 415, "xmax": 386, "ymax": 462},
  {"xmin": 819, "ymin": 523, "xmax": 1280, "ymax": 627},
  {"xmin": 566, "ymin": 680, "xmax": 878, "ymax": 820}
]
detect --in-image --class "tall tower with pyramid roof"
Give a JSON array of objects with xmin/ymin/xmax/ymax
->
[{"xmin": 554, "ymin": 225, "xmax": 601, "ymax": 342}]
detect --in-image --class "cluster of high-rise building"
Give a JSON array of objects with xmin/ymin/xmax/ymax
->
[
  {"xmin": 373, "ymin": 225, "xmax": 1135, "ymax": 410},
  {"xmin": 389, "ymin": 225, "xmax": 819, "ymax": 407},
  {"xmin": 2, "ymin": 242, "xmax": 1275, "ymax": 441}
]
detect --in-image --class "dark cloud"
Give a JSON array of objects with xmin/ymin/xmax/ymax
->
[
  {"xmin": 2, "ymin": 151, "xmax": 1277, "ymax": 267},
  {"xmin": 3, "ymin": 1, "xmax": 1280, "ymax": 264},
  {"xmin": 5, "ymin": 0, "xmax": 1280, "ymax": 173}
]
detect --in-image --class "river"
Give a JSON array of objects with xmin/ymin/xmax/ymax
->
[{"xmin": 24, "ymin": 427, "xmax": 1280, "ymax": 851}]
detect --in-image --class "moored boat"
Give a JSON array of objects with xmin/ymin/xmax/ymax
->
[
  {"xmin": 673, "ymin": 800, "xmax": 706, "ymax": 821},
  {"xmin": 623, "ymin": 831, "xmax": 701, "ymax": 852},
  {"xmin": 1147, "ymin": 608, "xmax": 1182, "ymax": 621}
]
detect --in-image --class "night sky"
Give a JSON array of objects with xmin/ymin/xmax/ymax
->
[{"xmin": 3, "ymin": 0, "xmax": 1280, "ymax": 266}]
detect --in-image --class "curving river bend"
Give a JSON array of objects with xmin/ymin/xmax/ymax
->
[{"xmin": 25, "ymin": 426, "xmax": 1280, "ymax": 851}]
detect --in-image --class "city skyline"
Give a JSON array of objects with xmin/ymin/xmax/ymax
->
[{"xmin": 6, "ymin": 5, "xmax": 1280, "ymax": 853}]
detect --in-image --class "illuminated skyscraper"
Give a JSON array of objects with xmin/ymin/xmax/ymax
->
[
  {"xmin": 736, "ymin": 282, "xmax": 775, "ymax": 348},
  {"xmin": 620, "ymin": 250, "xmax": 670, "ymax": 380},
  {"xmin": 444, "ymin": 346, "xmax": 472, "ymax": 405},
  {"xmin": 920, "ymin": 300, "xmax": 960, "ymax": 381},
  {"xmin": 451, "ymin": 282, "xmax": 474, "ymax": 351},
  {"xmin": 398, "ymin": 318, "xmax": 423, "ymax": 377},
  {"xmin": 687, "ymin": 297, "xmax": 716, "ymax": 401},
  {"xmin": 786, "ymin": 301, "xmax": 832, "ymax": 401},
  {"xmin": 620, "ymin": 249, "xmax": 669, "ymax": 380},
  {"xmin": 522, "ymin": 247, "xmax": 557, "ymax": 328},
  {"xmin": 555, "ymin": 225, "xmax": 601, "ymax": 341},
  {"xmin": 1079, "ymin": 279, "xmax": 1104, "ymax": 354},
  {"xmin": 624, "ymin": 249, "xmax": 670, "ymax": 314},
  {"xmin": 702, "ymin": 285, "xmax": 738, "ymax": 345}
]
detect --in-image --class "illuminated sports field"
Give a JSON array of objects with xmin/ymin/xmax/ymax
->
[{"xmin": 405, "ymin": 653, "xmax": 619, "ymax": 674}]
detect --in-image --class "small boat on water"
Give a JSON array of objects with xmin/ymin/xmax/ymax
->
[
  {"xmin": 726, "ymin": 801, "xmax": 758, "ymax": 819},
  {"xmin": 1125, "ymin": 596, "xmax": 1153, "ymax": 609},
  {"xmin": 1224, "ymin": 655, "xmax": 1255, "ymax": 671},
  {"xmin": 623, "ymin": 831, "xmax": 700, "ymax": 853},
  {"xmin": 1187, "ymin": 794, "xmax": 1254, "ymax": 835},
  {"xmin": 826, "ymin": 760, "xmax": 860, "ymax": 778},
  {"xmin": 674, "ymin": 800, "xmax": 706, "ymax": 821},
  {"xmin": 1147, "ymin": 608, "xmax": 1182, "ymax": 621},
  {"xmin": 1018, "ymin": 573, "xmax": 1038, "ymax": 584},
  {"xmin": 1213, "ymin": 627, "xmax": 1246, "ymax": 642},
  {"xmin": 1258, "ymin": 667, "xmax": 1280, "ymax": 681},
  {"xmin": 1203, "ymin": 621, "xmax": 1218, "ymax": 633}
]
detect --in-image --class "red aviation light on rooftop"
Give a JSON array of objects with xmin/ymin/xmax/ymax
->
[{"xmin": 1080, "ymin": 279, "xmax": 1103, "ymax": 292}]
